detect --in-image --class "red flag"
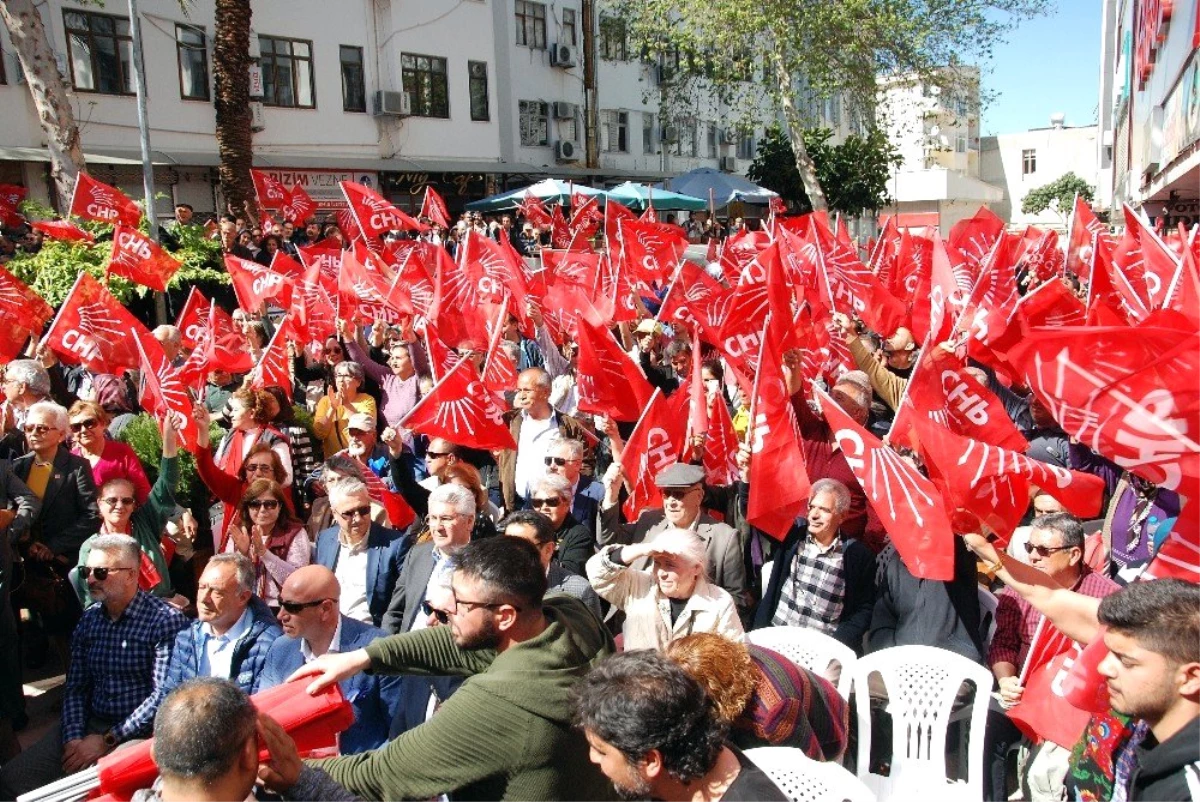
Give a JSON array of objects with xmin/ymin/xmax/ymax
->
[
  {"xmin": 1014, "ymin": 227, "xmax": 1064, "ymax": 285},
  {"xmin": 575, "ymin": 312, "xmax": 656, "ymax": 422},
  {"xmin": 603, "ymin": 197, "xmax": 638, "ymax": 242},
  {"xmin": 812, "ymin": 219, "xmax": 906, "ymax": 338},
  {"xmin": 69, "ymin": 173, "xmax": 141, "ymax": 227},
  {"xmin": 657, "ymin": 261, "xmax": 729, "ymax": 338},
  {"xmin": 175, "ymin": 287, "xmax": 211, "ymax": 350},
  {"xmin": 203, "ymin": 300, "xmax": 255, "ymax": 375},
  {"xmin": 549, "ymin": 204, "xmax": 574, "ymax": 249},
  {"xmin": 250, "ymin": 169, "xmax": 290, "ymax": 210},
  {"xmin": 297, "ymin": 242, "xmax": 343, "ymax": 294},
  {"xmin": 618, "ymin": 218, "xmax": 687, "ymax": 284},
  {"xmin": 1064, "ymin": 196, "xmax": 1114, "ymax": 280},
  {"xmin": 336, "ymin": 208, "xmax": 362, "ymax": 242},
  {"xmin": 132, "ymin": 330, "xmax": 200, "ymax": 452},
  {"xmin": 337, "ymin": 248, "xmax": 412, "ymax": 325},
  {"xmin": 268, "ymin": 251, "xmax": 305, "ymax": 282},
  {"xmin": 481, "ymin": 308, "xmax": 519, "ymax": 394},
  {"xmin": 820, "ymin": 388, "xmax": 956, "ymax": 579},
  {"xmin": 341, "ymin": 180, "xmax": 426, "ymax": 240},
  {"xmin": 541, "ymin": 248, "xmax": 601, "ymax": 292},
  {"xmin": 225, "ymin": 254, "xmax": 294, "ymax": 313},
  {"xmin": 0, "ymin": 184, "xmax": 27, "ymax": 209},
  {"xmin": 31, "ymin": 219, "xmax": 94, "ymax": 244},
  {"xmin": 420, "ymin": 186, "xmax": 451, "ymax": 229},
  {"xmin": 1007, "ymin": 619, "xmax": 1094, "ymax": 748},
  {"xmin": 745, "ymin": 318, "xmax": 810, "ymax": 541},
  {"xmin": 570, "ymin": 192, "xmax": 603, "ymax": 240},
  {"xmin": 619, "ymin": 389, "xmax": 689, "ymax": 521},
  {"xmin": 459, "ymin": 230, "xmax": 529, "ymax": 309},
  {"xmin": 1012, "ymin": 276, "xmax": 1087, "ymax": 331},
  {"xmin": 1123, "ymin": 205, "xmax": 1186, "ymax": 313},
  {"xmin": 279, "ymin": 183, "xmax": 316, "ymax": 224},
  {"xmin": 594, "ymin": 250, "xmax": 639, "ymax": 324},
  {"xmin": 107, "ymin": 225, "xmax": 181, "ymax": 291},
  {"xmin": 42, "ymin": 272, "xmax": 150, "ymax": 373},
  {"xmin": 953, "ymin": 236, "xmax": 1020, "ymax": 351},
  {"xmin": 703, "ymin": 390, "xmax": 741, "ymax": 486},
  {"xmin": 687, "ymin": 328, "xmax": 707, "ymax": 440},
  {"xmin": 422, "ymin": 322, "xmax": 462, "ymax": 382},
  {"xmin": 1163, "ymin": 235, "xmax": 1200, "ymax": 327},
  {"xmin": 517, "ymin": 193, "xmax": 552, "ymax": 228},
  {"xmin": 246, "ymin": 317, "xmax": 294, "ymax": 400},
  {"xmin": 289, "ymin": 259, "xmax": 338, "ymax": 345},
  {"xmin": 912, "ymin": 233, "xmax": 969, "ymax": 344},
  {"xmin": 0, "ymin": 263, "xmax": 54, "ymax": 332},
  {"xmin": 948, "ymin": 206, "xmax": 1004, "ymax": 274},
  {"xmin": 399, "ymin": 357, "xmax": 515, "ymax": 450},
  {"xmin": 1141, "ymin": 506, "xmax": 1200, "ymax": 582}
]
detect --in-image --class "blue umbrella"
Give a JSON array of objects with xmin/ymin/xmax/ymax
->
[
  {"xmin": 656, "ymin": 167, "xmax": 778, "ymax": 207},
  {"xmin": 464, "ymin": 179, "xmax": 606, "ymax": 212},
  {"xmin": 605, "ymin": 181, "xmax": 707, "ymax": 211}
]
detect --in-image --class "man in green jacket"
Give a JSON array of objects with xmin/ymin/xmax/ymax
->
[{"xmin": 292, "ymin": 536, "xmax": 617, "ymax": 801}]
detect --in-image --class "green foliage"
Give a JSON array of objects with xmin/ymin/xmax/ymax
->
[
  {"xmin": 1021, "ymin": 172, "xmax": 1096, "ymax": 217},
  {"xmin": 115, "ymin": 414, "xmax": 223, "ymax": 514},
  {"xmin": 748, "ymin": 125, "xmax": 901, "ymax": 217}
]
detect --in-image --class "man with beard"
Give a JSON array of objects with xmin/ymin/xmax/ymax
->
[
  {"xmin": 292, "ymin": 536, "xmax": 616, "ymax": 800},
  {"xmin": 572, "ymin": 650, "xmax": 787, "ymax": 801}
]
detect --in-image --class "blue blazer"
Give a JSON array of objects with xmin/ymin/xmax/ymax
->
[
  {"xmin": 315, "ymin": 522, "xmax": 411, "ymax": 628},
  {"xmin": 260, "ymin": 616, "xmax": 403, "ymax": 754}
]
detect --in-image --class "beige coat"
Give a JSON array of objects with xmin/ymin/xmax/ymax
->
[{"xmin": 586, "ymin": 546, "xmax": 745, "ymax": 651}]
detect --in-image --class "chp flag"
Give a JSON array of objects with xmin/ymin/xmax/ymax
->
[
  {"xmin": 42, "ymin": 272, "xmax": 151, "ymax": 373},
  {"xmin": 69, "ymin": 173, "xmax": 142, "ymax": 228},
  {"xmin": 107, "ymin": 225, "xmax": 182, "ymax": 291}
]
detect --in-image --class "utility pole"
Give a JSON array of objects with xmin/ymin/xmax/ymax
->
[{"xmin": 582, "ymin": 0, "xmax": 599, "ymax": 169}]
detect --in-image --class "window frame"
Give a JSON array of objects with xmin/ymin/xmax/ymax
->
[
  {"xmin": 174, "ymin": 23, "xmax": 209, "ymax": 101},
  {"xmin": 561, "ymin": 8, "xmax": 577, "ymax": 47},
  {"xmin": 63, "ymin": 9, "xmax": 134, "ymax": 96},
  {"xmin": 519, "ymin": 99, "xmax": 550, "ymax": 147},
  {"xmin": 400, "ymin": 52, "xmax": 449, "ymax": 119},
  {"xmin": 1022, "ymin": 148, "xmax": 1037, "ymax": 176},
  {"xmin": 601, "ymin": 109, "xmax": 629, "ymax": 153},
  {"xmin": 598, "ymin": 16, "xmax": 628, "ymax": 61},
  {"xmin": 642, "ymin": 112, "xmax": 658, "ymax": 155},
  {"xmin": 468, "ymin": 60, "xmax": 490, "ymax": 122},
  {"xmin": 258, "ymin": 34, "xmax": 317, "ymax": 109},
  {"xmin": 515, "ymin": 1, "xmax": 547, "ymax": 49},
  {"xmin": 339, "ymin": 45, "xmax": 366, "ymax": 113}
]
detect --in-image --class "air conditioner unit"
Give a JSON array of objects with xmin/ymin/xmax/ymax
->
[
  {"xmin": 551, "ymin": 44, "xmax": 577, "ymax": 68},
  {"xmin": 719, "ymin": 156, "xmax": 738, "ymax": 172},
  {"xmin": 555, "ymin": 140, "xmax": 580, "ymax": 162},
  {"xmin": 718, "ymin": 128, "xmax": 737, "ymax": 145},
  {"xmin": 374, "ymin": 90, "xmax": 411, "ymax": 117},
  {"xmin": 249, "ymin": 101, "xmax": 266, "ymax": 132},
  {"xmin": 660, "ymin": 125, "xmax": 678, "ymax": 143},
  {"xmin": 553, "ymin": 101, "xmax": 577, "ymax": 120}
]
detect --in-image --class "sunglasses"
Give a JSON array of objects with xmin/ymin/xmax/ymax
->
[
  {"xmin": 23, "ymin": 423, "xmax": 53, "ymax": 435},
  {"xmin": 80, "ymin": 566, "xmax": 133, "ymax": 581},
  {"xmin": 70, "ymin": 419, "xmax": 99, "ymax": 432},
  {"xmin": 531, "ymin": 497, "xmax": 562, "ymax": 508},
  {"xmin": 102, "ymin": 496, "xmax": 136, "ymax": 507},
  {"xmin": 279, "ymin": 598, "xmax": 331, "ymax": 614},
  {"xmin": 338, "ymin": 505, "xmax": 372, "ymax": 520},
  {"xmin": 347, "ymin": 428, "xmax": 371, "ymax": 438},
  {"xmin": 1024, "ymin": 543, "xmax": 1073, "ymax": 557},
  {"xmin": 543, "ymin": 456, "xmax": 578, "ymax": 467},
  {"xmin": 247, "ymin": 499, "xmax": 280, "ymax": 511},
  {"xmin": 245, "ymin": 463, "xmax": 275, "ymax": 474},
  {"xmin": 426, "ymin": 450, "xmax": 452, "ymax": 460},
  {"xmin": 661, "ymin": 487, "xmax": 699, "ymax": 500},
  {"xmin": 420, "ymin": 600, "xmax": 451, "ymax": 624}
]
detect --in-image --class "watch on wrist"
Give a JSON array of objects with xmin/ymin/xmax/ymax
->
[{"xmin": 102, "ymin": 729, "xmax": 118, "ymax": 749}]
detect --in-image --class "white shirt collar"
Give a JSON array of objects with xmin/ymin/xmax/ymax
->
[
  {"xmin": 300, "ymin": 615, "xmax": 344, "ymax": 663},
  {"xmin": 202, "ymin": 605, "xmax": 253, "ymax": 643}
]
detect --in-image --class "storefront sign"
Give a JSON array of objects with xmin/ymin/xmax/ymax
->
[
  {"xmin": 1135, "ymin": 0, "xmax": 1174, "ymax": 89},
  {"xmin": 257, "ymin": 169, "xmax": 378, "ymax": 209}
]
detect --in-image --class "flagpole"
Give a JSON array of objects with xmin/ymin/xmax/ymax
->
[{"xmin": 743, "ymin": 314, "xmax": 771, "ymax": 447}]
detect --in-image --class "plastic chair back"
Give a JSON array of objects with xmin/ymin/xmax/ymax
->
[
  {"xmin": 745, "ymin": 746, "xmax": 876, "ymax": 802},
  {"xmin": 747, "ymin": 625, "xmax": 856, "ymax": 699}
]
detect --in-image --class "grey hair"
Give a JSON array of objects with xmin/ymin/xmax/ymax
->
[
  {"xmin": 652, "ymin": 527, "xmax": 709, "ymax": 574},
  {"xmin": 153, "ymin": 678, "xmax": 257, "ymax": 784},
  {"xmin": 206, "ymin": 552, "xmax": 255, "ymax": 593},
  {"xmin": 810, "ymin": 478, "xmax": 852, "ymax": 516},
  {"xmin": 831, "ymin": 380, "xmax": 870, "ymax": 413},
  {"xmin": 89, "ymin": 534, "xmax": 141, "ymax": 566},
  {"xmin": 1032, "ymin": 512, "xmax": 1085, "ymax": 550},
  {"xmin": 152, "ymin": 325, "xmax": 183, "ymax": 347},
  {"xmin": 534, "ymin": 472, "xmax": 573, "ymax": 501},
  {"xmin": 336, "ymin": 361, "xmax": 365, "ymax": 382},
  {"xmin": 26, "ymin": 400, "xmax": 69, "ymax": 432},
  {"xmin": 521, "ymin": 367, "xmax": 552, "ymax": 390},
  {"xmin": 327, "ymin": 476, "xmax": 370, "ymax": 507},
  {"xmin": 664, "ymin": 338, "xmax": 692, "ymax": 360},
  {"xmin": 5, "ymin": 359, "xmax": 51, "ymax": 397},
  {"xmin": 549, "ymin": 436, "xmax": 586, "ymax": 460},
  {"xmin": 323, "ymin": 454, "xmax": 360, "ymax": 481},
  {"xmin": 837, "ymin": 370, "xmax": 872, "ymax": 396},
  {"xmin": 429, "ymin": 482, "xmax": 476, "ymax": 516}
]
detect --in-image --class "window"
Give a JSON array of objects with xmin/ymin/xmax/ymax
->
[
  {"xmin": 63, "ymin": 10, "xmax": 133, "ymax": 95},
  {"xmin": 1022, "ymin": 148, "xmax": 1037, "ymax": 176},
  {"xmin": 599, "ymin": 16, "xmax": 627, "ymax": 60},
  {"xmin": 706, "ymin": 123, "xmax": 718, "ymax": 158},
  {"xmin": 515, "ymin": 1, "xmax": 547, "ymax": 49},
  {"xmin": 340, "ymin": 46, "xmax": 366, "ymax": 113},
  {"xmin": 401, "ymin": 53, "xmax": 449, "ymax": 118},
  {"xmin": 519, "ymin": 100, "xmax": 550, "ymax": 146},
  {"xmin": 601, "ymin": 110, "xmax": 629, "ymax": 153},
  {"xmin": 468, "ymin": 61, "xmax": 489, "ymax": 121},
  {"xmin": 737, "ymin": 131, "xmax": 755, "ymax": 160},
  {"xmin": 643, "ymin": 112, "xmax": 658, "ymax": 154},
  {"xmin": 561, "ymin": 8, "xmax": 577, "ymax": 46},
  {"xmin": 174, "ymin": 25, "xmax": 209, "ymax": 100},
  {"xmin": 259, "ymin": 35, "xmax": 315, "ymax": 108},
  {"xmin": 673, "ymin": 120, "xmax": 696, "ymax": 157},
  {"xmin": 955, "ymin": 135, "xmax": 967, "ymax": 154}
]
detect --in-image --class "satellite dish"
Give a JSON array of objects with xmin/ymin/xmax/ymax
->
[{"xmin": 929, "ymin": 125, "xmax": 941, "ymax": 136}]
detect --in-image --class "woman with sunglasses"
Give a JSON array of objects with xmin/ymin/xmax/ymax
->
[
  {"xmin": 67, "ymin": 401, "xmax": 151, "ymax": 506},
  {"xmin": 227, "ymin": 478, "xmax": 310, "ymax": 611},
  {"xmin": 70, "ymin": 415, "xmax": 186, "ymax": 609},
  {"xmin": 528, "ymin": 473, "xmax": 592, "ymax": 575}
]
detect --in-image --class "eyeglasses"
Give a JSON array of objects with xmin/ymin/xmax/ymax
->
[
  {"xmin": 426, "ymin": 450, "xmax": 452, "ymax": 460},
  {"xmin": 102, "ymin": 496, "xmax": 136, "ymax": 508},
  {"xmin": 244, "ymin": 463, "xmax": 275, "ymax": 474},
  {"xmin": 23, "ymin": 423, "xmax": 53, "ymax": 435},
  {"xmin": 425, "ymin": 514, "xmax": 463, "ymax": 527},
  {"xmin": 420, "ymin": 600, "xmax": 451, "ymax": 625},
  {"xmin": 334, "ymin": 372, "xmax": 355, "ymax": 379},
  {"xmin": 247, "ymin": 499, "xmax": 280, "ymax": 511},
  {"xmin": 531, "ymin": 497, "xmax": 562, "ymax": 509},
  {"xmin": 454, "ymin": 598, "xmax": 516, "ymax": 615},
  {"xmin": 347, "ymin": 428, "xmax": 371, "ymax": 438},
  {"xmin": 661, "ymin": 487, "xmax": 699, "ymax": 500},
  {"xmin": 1024, "ymin": 543, "xmax": 1073, "ymax": 557},
  {"xmin": 279, "ymin": 598, "xmax": 331, "ymax": 614},
  {"xmin": 70, "ymin": 419, "xmax": 99, "ymax": 432},
  {"xmin": 80, "ymin": 566, "xmax": 133, "ymax": 581},
  {"xmin": 543, "ymin": 456, "xmax": 579, "ymax": 467},
  {"xmin": 337, "ymin": 505, "xmax": 372, "ymax": 520}
]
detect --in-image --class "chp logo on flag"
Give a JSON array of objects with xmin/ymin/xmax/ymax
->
[{"xmin": 70, "ymin": 173, "xmax": 141, "ymax": 227}]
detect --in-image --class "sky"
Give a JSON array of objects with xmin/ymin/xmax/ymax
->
[{"xmin": 980, "ymin": 0, "xmax": 1102, "ymax": 135}]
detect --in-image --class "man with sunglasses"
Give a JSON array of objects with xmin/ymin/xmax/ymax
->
[
  {"xmin": 0, "ymin": 535, "xmax": 188, "ymax": 799},
  {"xmin": 983, "ymin": 513, "xmax": 1119, "ymax": 801},
  {"xmin": 542, "ymin": 436, "xmax": 604, "ymax": 538},
  {"xmin": 260, "ymin": 566, "xmax": 403, "ymax": 754}
]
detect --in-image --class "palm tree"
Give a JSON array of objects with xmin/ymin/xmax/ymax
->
[{"xmin": 212, "ymin": 0, "xmax": 256, "ymax": 216}]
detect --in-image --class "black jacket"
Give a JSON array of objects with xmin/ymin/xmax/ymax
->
[
  {"xmin": 752, "ymin": 523, "xmax": 876, "ymax": 654},
  {"xmin": 13, "ymin": 445, "xmax": 100, "ymax": 563},
  {"xmin": 1130, "ymin": 716, "xmax": 1200, "ymax": 801}
]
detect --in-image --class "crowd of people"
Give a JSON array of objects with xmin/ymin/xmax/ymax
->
[{"xmin": 0, "ymin": 189, "xmax": 1195, "ymax": 802}]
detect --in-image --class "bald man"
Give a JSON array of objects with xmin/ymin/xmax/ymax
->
[{"xmin": 259, "ymin": 566, "xmax": 402, "ymax": 754}]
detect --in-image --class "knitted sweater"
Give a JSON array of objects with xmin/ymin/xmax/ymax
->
[{"xmin": 315, "ymin": 595, "xmax": 617, "ymax": 801}]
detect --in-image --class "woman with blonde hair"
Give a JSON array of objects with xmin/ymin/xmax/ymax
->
[
  {"xmin": 586, "ymin": 527, "xmax": 744, "ymax": 650},
  {"xmin": 68, "ymin": 400, "xmax": 151, "ymax": 505}
]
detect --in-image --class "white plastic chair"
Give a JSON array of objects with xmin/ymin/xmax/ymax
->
[
  {"xmin": 747, "ymin": 625, "xmax": 857, "ymax": 700},
  {"xmin": 745, "ymin": 746, "xmax": 876, "ymax": 802},
  {"xmin": 977, "ymin": 587, "xmax": 999, "ymax": 652},
  {"xmin": 850, "ymin": 645, "xmax": 992, "ymax": 802}
]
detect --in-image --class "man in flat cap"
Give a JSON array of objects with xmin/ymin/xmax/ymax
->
[{"xmin": 599, "ymin": 461, "xmax": 747, "ymax": 616}]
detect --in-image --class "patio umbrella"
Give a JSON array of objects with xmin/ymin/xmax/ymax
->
[
  {"xmin": 656, "ymin": 167, "xmax": 779, "ymax": 207},
  {"xmin": 465, "ymin": 179, "xmax": 606, "ymax": 212},
  {"xmin": 605, "ymin": 181, "xmax": 707, "ymax": 212}
]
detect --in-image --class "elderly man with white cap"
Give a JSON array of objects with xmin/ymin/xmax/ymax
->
[{"xmin": 599, "ymin": 461, "xmax": 748, "ymax": 616}]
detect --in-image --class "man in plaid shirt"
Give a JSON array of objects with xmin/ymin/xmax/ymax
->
[
  {"xmin": 983, "ymin": 513, "xmax": 1119, "ymax": 802},
  {"xmin": 0, "ymin": 535, "xmax": 189, "ymax": 798}
]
